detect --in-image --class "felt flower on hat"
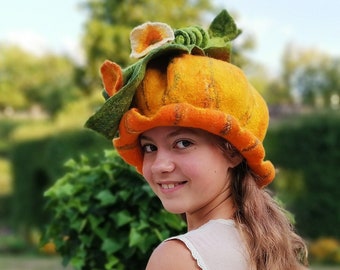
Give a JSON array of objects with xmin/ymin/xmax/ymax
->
[
  {"xmin": 130, "ymin": 22, "xmax": 175, "ymax": 59},
  {"xmin": 100, "ymin": 60, "xmax": 123, "ymax": 97}
]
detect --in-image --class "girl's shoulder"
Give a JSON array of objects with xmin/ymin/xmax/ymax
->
[{"xmin": 146, "ymin": 239, "xmax": 201, "ymax": 270}]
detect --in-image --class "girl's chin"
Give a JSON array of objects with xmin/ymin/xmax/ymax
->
[{"xmin": 161, "ymin": 204, "xmax": 186, "ymax": 215}]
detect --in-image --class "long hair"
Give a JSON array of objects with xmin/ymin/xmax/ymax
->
[{"xmin": 230, "ymin": 159, "xmax": 309, "ymax": 269}]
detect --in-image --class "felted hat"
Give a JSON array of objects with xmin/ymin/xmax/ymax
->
[{"xmin": 85, "ymin": 10, "xmax": 275, "ymax": 187}]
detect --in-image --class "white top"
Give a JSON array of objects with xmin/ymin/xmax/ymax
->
[{"xmin": 166, "ymin": 219, "xmax": 249, "ymax": 270}]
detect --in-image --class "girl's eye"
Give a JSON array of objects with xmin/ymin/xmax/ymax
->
[
  {"xmin": 142, "ymin": 144, "xmax": 157, "ymax": 153},
  {"xmin": 175, "ymin": 140, "xmax": 193, "ymax": 149}
]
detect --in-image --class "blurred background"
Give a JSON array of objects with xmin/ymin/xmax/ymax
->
[{"xmin": 0, "ymin": 0, "xmax": 339, "ymax": 269}]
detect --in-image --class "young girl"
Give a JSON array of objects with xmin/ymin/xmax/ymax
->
[{"xmin": 86, "ymin": 10, "xmax": 308, "ymax": 270}]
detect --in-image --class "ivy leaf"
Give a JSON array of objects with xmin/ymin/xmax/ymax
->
[
  {"xmin": 129, "ymin": 227, "xmax": 144, "ymax": 247},
  {"xmin": 96, "ymin": 190, "xmax": 117, "ymax": 206},
  {"xmin": 102, "ymin": 238, "xmax": 123, "ymax": 254},
  {"xmin": 104, "ymin": 255, "xmax": 122, "ymax": 270},
  {"xmin": 114, "ymin": 210, "xmax": 134, "ymax": 227}
]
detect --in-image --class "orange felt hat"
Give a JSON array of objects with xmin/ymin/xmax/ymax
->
[
  {"xmin": 114, "ymin": 54, "xmax": 274, "ymax": 187},
  {"xmin": 85, "ymin": 10, "xmax": 275, "ymax": 187}
]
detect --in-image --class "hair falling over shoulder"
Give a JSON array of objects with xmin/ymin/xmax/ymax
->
[{"xmin": 231, "ymin": 161, "xmax": 309, "ymax": 270}]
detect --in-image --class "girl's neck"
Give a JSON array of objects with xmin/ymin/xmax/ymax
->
[{"xmin": 185, "ymin": 194, "xmax": 235, "ymax": 231}]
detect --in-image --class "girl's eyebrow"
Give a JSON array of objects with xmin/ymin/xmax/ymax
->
[
  {"xmin": 139, "ymin": 134, "xmax": 152, "ymax": 141},
  {"xmin": 139, "ymin": 127, "xmax": 199, "ymax": 142},
  {"xmin": 167, "ymin": 128, "xmax": 198, "ymax": 138}
]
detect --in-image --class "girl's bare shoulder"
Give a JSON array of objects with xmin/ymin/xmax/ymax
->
[{"xmin": 146, "ymin": 239, "xmax": 200, "ymax": 270}]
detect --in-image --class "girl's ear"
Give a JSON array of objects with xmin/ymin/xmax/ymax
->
[
  {"xmin": 223, "ymin": 142, "xmax": 243, "ymax": 168},
  {"xmin": 227, "ymin": 152, "xmax": 243, "ymax": 168}
]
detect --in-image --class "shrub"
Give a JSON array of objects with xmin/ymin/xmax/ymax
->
[
  {"xmin": 266, "ymin": 111, "xmax": 340, "ymax": 239},
  {"xmin": 41, "ymin": 150, "xmax": 186, "ymax": 270},
  {"xmin": 309, "ymin": 237, "xmax": 340, "ymax": 264},
  {"xmin": 10, "ymin": 129, "xmax": 110, "ymax": 231}
]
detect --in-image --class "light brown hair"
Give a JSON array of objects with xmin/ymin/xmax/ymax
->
[{"xmin": 230, "ymin": 158, "xmax": 308, "ymax": 269}]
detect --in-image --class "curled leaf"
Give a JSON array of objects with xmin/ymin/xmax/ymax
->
[
  {"xmin": 130, "ymin": 22, "xmax": 175, "ymax": 59},
  {"xmin": 100, "ymin": 60, "xmax": 124, "ymax": 97},
  {"xmin": 174, "ymin": 26, "xmax": 209, "ymax": 48}
]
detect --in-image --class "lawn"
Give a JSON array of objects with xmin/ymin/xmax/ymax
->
[
  {"xmin": 0, "ymin": 255, "xmax": 339, "ymax": 270},
  {"xmin": 310, "ymin": 267, "xmax": 340, "ymax": 270},
  {"xmin": 0, "ymin": 255, "xmax": 73, "ymax": 270}
]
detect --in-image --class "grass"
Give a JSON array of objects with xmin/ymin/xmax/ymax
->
[
  {"xmin": 0, "ymin": 254, "xmax": 339, "ymax": 270},
  {"xmin": 310, "ymin": 267, "xmax": 340, "ymax": 270},
  {"xmin": 0, "ymin": 255, "xmax": 73, "ymax": 270}
]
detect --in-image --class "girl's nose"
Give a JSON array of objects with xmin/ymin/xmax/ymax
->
[{"xmin": 151, "ymin": 151, "xmax": 175, "ymax": 174}]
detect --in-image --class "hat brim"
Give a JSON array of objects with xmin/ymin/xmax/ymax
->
[{"xmin": 113, "ymin": 103, "xmax": 275, "ymax": 188}]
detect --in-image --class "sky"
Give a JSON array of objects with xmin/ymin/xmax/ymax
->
[{"xmin": 1, "ymin": 0, "xmax": 339, "ymax": 74}]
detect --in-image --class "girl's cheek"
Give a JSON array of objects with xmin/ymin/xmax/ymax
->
[{"xmin": 142, "ymin": 162, "xmax": 151, "ymax": 181}]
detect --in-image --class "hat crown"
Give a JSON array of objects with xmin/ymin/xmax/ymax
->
[{"xmin": 134, "ymin": 54, "xmax": 268, "ymax": 142}]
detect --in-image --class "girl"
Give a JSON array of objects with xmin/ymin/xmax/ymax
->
[{"xmin": 86, "ymin": 10, "xmax": 308, "ymax": 270}]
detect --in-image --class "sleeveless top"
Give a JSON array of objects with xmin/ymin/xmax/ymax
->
[{"xmin": 166, "ymin": 219, "xmax": 249, "ymax": 270}]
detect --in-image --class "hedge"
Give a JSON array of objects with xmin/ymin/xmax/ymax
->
[
  {"xmin": 10, "ymin": 129, "xmax": 111, "ymax": 231},
  {"xmin": 265, "ymin": 110, "xmax": 340, "ymax": 239}
]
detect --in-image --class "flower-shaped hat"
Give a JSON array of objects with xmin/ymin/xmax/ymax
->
[{"xmin": 85, "ymin": 10, "xmax": 275, "ymax": 187}]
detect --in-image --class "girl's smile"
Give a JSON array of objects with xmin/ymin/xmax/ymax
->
[{"xmin": 140, "ymin": 126, "xmax": 238, "ymax": 228}]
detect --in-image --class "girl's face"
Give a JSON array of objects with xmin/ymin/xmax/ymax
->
[{"xmin": 140, "ymin": 126, "xmax": 238, "ymax": 220}]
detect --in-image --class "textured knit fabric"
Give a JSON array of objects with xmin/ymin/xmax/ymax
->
[{"xmin": 166, "ymin": 219, "xmax": 249, "ymax": 270}]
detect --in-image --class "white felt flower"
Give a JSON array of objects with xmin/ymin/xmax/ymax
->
[{"xmin": 130, "ymin": 22, "xmax": 175, "ymax": 59}]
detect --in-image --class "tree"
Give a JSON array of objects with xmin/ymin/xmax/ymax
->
[
  {"xmin": 79, "ymin": 0, "xmax": 217, "ymax": 92},
  {"xmin": 280, "ymin": 44, "xmax": 340, "ymax": 108},
  {"xmin": 0, "ymin": 45, "xmax": 80, "ymax": 116}
]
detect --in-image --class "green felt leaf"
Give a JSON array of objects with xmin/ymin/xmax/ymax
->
[
  {"xmin": 204, "ymin": 45, "xmax": 232, "ymax": 62},
  {"xmin": 208, "ymin": 9, "xmax": 241, "ymax": 41}
]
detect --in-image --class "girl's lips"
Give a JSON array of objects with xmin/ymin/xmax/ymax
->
[{"xmin": 158, "ymin": 181, "xmax": 187, "ymax": 193}]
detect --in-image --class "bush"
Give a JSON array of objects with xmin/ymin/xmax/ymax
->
[
  {"xmin": 41, "ymin": 150, "xmax": 186, "ymax": 270},
  {"xmin": 10, "ymin": 129, "xmax": 111, "ymax": 232},
  {"xmin": 0, "ymin": 233, "xmax": 29, "ymax": 254},
  {"xmin": 266, "ymin": 111, "xmax": 340, "ymax": 239},
  {"xmin": 309, "ymin": 237, "xmax": 340, "ymax": 264}
]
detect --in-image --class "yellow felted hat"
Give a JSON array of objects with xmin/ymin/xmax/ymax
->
[{"xmin": 85, "ymin": 10, "xmax": 275, "ymax": 187}]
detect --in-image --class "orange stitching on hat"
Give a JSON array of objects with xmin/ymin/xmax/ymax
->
[
  {"xmin": 207, "ymin": 57, "xmax": 220, "ymax": 109},
  {"xmin": 240, "ymin": 87, "xmax": 255, "ymax": 126},
  {"xmin": 241, "ymin": 139, "xmax": 259, "ymax": 153},
  {"xmin": 239, "ymin": 105, "xmax": 252, "ymax": 127},
  {"xmin": 115, "ymin": 141, "xmax": 140, "ymax": 151},
  {"xmin": 124, "ymin": 111, "xmax": 143, "ymax": 134},
  {"xmin": 173, "ymin": 104, "xmax": 183, "ymax": 125},
  {"xmin": 140, "ymin": 81, "xmax": 150, "ymax": 112},
  {"xmin": 219, "ymin": 114, "xmax": 232, "ymax": 136},
  {"xmin": 162, "ymin": 72, "xmax": 180, "ymax": 105}
]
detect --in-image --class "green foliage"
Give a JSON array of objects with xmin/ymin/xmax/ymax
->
[
  {"xmin": 0, "ymin": 45, "xmax": 80, "ymax": 116},
  {"xmin": 10, "ymin": 129, "xmax": 110, "ymax": 231},
  {"xmin": 0, "ymin": 118, "xmax": 25, "ymax": 154},
  {"xmin": 42, "ymin": 150, "xmax": 186, "ymax": 270},
  {"xmin": 0, "ymin": 233, "xmax": 28, "ymax": 254},
  {"xmin": 280, "ymin": 45, "xmax": 340, "ymax": 108},
  {"xmin": 266, "ymin": 111, "xmax": 340, "ymax": 238}
]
